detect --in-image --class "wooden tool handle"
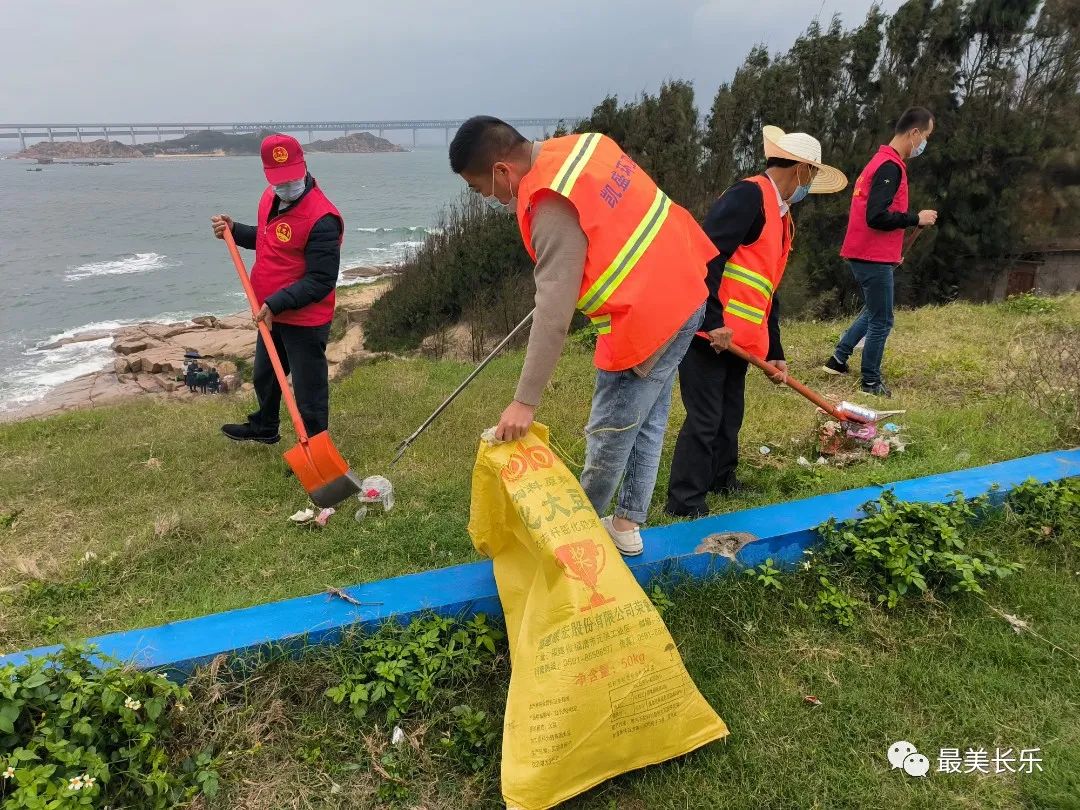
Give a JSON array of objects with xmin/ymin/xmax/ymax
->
[
  {"xmin": 725, "ymin": 342, "xmax": 846, "ymax": 421},
  {"xmin": 222, "ymin": 227, "xmax": 309, "ymax": 443}
]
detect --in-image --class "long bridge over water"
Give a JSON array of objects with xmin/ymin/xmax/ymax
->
[{"xmin": 0, "ymin": 119, "xmax": 579, "ymax": 150}]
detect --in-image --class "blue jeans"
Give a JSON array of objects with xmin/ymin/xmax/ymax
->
[
  {"xmin": 833, "ymin": 261, "xmax": 895, "ymax": 386},
  {"xmin": 579, "ymin": 303, "xmax": 704, "ymax": 524}
]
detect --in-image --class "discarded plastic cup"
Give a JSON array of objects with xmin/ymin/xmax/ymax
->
[{"xmin": 355, "ymin": 475, "xmax": 394, "ymax": 522}]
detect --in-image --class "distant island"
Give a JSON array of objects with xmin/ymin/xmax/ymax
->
[{"xmin": 9, "ymin": 129, "xmax": 405, "ymax": 160}]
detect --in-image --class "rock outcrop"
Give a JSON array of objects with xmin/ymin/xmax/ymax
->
[
  {"xmin": 307, "ymin": 132, "xmax": 406, "ymax": 154},
  {"xmin": 6, "ymin": 281, "xmax": 393, "ymax": 422},
  {"xmin": 11, "ymin": 139, "xmax": 144, "ymax": 159}
]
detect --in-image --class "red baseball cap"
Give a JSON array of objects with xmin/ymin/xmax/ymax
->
[{"xmin": 261, "ymin": 134, "xmax": 306, "ymax": 184}]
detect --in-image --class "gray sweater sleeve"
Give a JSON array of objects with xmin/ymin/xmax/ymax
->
[{"xmin": 513, "ymin": 193, "xmax": 588, "ymax": 407}]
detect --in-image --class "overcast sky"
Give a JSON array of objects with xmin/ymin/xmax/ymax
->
[{"xmin": 2, "ymin": 0, "xmax": 903, "ymax": 122}]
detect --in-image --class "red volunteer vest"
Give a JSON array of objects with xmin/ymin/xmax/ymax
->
[
  {"xmin": 714, "ymin": 175, "xmax": 793, "ymax": 360},
  {"xmin": 516, "ymin": 133, "xmax": 715, "ymax": 372},
  {"xmin": 840, "ymin": 145, "xmax": 908, "ymax": 264},
  {"xmin": 251, "ymin": 181, "xmax": 343, "ymax": 327}
]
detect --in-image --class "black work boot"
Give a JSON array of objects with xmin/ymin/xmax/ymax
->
[{"xmin": 221, "ymin": 423, "xmax": 280, "ymax": 444}]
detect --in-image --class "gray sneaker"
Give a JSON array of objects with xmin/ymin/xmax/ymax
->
[{"xmin": 860, "ymin": 381, "xmax": 892, "ymax": 397}]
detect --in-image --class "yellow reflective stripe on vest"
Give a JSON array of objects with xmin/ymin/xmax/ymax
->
[
  {"xmin": 726, "ymin": 298, "xmax": 765, "ymax": 325},
  {"xmin": 551, "ymin": 133, "xmax": 602, "ymax": 196},
  {"xmin": 590, "ymin": 314, "xmax": 612, "ymax": 335},
  {"xmin": 577, "ymin": 188, "xmax": 672, "ymax": 315},
  {"xmin": 723, "ymin": 261, "xmax": 774, "ymax": 298}
]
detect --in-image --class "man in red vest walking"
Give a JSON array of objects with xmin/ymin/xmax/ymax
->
[
  {"xmin": 824, "ymin": 107, "xmax": 938, "ymax": 396},
  {"xmin": 666, "ymin": 126, "xmax": 846, "ymax": 518},
  {"xmin": 450, "ymin": 116, "xmax": 720, "ymax": 555},
  {"xmin": 211, "ymin": 134, "xmax": 343, "ymax": 444}
]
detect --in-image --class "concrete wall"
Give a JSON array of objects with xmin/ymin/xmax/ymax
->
[{"xmin": 960, "ymin": 251, "xmax": 1080, "ymax": 302}]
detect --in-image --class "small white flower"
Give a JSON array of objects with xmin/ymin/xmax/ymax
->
[
  {"xmin": 68, "ymin": 776, "xmax": 84, "ymax": 790},
  {"xmin": 124, "ymin": 697, "xmax": 142, "ymax": 711},
  {"xmin": 3, "ymin": 766, "xmax": 14, "ymax": 779},
  {"xmin": 82, "ymin": 775, "xmax": 96, "ymax": 789},
  {"xmin": 801, "ymin": 561, "xmax": 813, "ymax": 571}
]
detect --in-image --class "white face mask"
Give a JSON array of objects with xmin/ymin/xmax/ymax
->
[
  {"xmin": 274, "ymin": 178, "xmax": 306, "ymax": 202},
  {"xmin": 483, "ymin": 166, "xmax": 516, "ymax": 214}
]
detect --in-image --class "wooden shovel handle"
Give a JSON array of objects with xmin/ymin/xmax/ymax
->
[
  {"xmin": 222, "ymin": 227, "xmax": 310, "ymax": 443},
  {"xmin": 725, "ymin": 343, "xmax": 846, "ymax": 422}
]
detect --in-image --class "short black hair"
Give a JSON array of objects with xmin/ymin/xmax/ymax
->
[
  {"xmin": 895, "ymin": 107, "xmax": 934, "ymax": 134},
  {"xmin": 449, "ymin": 116, "xmax": 527, "ymax": 174},
  {"xmin": 765, "ymin": 157, "xmax": 799, "ymax": 169}
]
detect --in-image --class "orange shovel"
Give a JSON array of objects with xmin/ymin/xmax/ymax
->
[{"xmin": 222, "ymin": 228, "xmax": 362, "ymax": 507}]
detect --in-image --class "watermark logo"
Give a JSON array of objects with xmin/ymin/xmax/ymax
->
[
  {"xmin": 888, "ymin": 741, "xmax": 928, "ymax": 777},
  {"xmin": 890, "ymin": 742, "xmax": 1043, "ymax": 777}
]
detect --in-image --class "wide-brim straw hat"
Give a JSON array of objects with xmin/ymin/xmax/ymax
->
[{"xmin": 762, "ymin": 125, "xmax": 847, "ymax": 194}]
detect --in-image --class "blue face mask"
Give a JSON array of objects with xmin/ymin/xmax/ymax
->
[
  {"xmin": 788, "ymin": 183, "xmax": 811, "ymax": 205},
  {"xmin": 786, "ymin": 165, "xmax": 813, "ymax": 206},
  {"xmin": 910, "ymin": 134, "xmax": 927, "ymax": 159}
]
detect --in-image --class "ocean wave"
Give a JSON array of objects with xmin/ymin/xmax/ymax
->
[
  {"xmin": 66, "ymin": 252, "xmax": 178, "ymax": 282},
  {"xmin": 355, "ymin": 226, "xmax": 442, "ymax": 235},
  {"xmin": 338, "ymin": 273, "xmax": 394, "ymax": 288},
  {"xmin": 39, "ymin": 311, "xmax": 202, "ymax": 347},
  {"xmin": 0, "ymin": 336, "xmax": 115, "ymax": 410}
]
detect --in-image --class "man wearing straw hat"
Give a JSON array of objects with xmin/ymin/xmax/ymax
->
[{"xmin": 666, "ymin": 126, "xmax": 847, "ymax": 518}]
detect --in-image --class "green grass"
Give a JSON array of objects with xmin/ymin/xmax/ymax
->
[
  {"xmin": 177, "ymin": 517, "xmax": 1079, "ymax": 809},
  {"xmin": 1, "ymin": 295, "xmax": 1078, "ymax": 808},
  {"xmin": 1, "ymin": 295, "xmax": 1077, "ymax": 652}
]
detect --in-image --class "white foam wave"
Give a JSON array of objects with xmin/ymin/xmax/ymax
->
[
  {"xmin": 338, "ymin": 273, "xmax": 394, "ymax": 288},
  {"xmin": 0, "ymin": 311, "xmax": 205, "ymax": 412},
  {"xmin": 355, "ymin": 226, "xmax": 441, "ymax": 235},
  {"xmin": 66, "ymin": 252, "xmax": 178, "ymax": 281},
  {"xmin": 0, "ymin": 337, "xmax": 115, "ymax": 410}
]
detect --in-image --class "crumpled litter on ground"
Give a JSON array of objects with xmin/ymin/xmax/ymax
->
[
  {"xmin": 289, "ymin": 508, "xmax": 315, "ymax": 523},
  {"xmin": 315, "ymin": 507, "xmax": 335, "ymax": 527}
]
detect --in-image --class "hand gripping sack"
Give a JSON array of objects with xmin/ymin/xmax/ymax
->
[{"xmin": 468, "ymin": 424, "xmax": 729, "ymax": 809}]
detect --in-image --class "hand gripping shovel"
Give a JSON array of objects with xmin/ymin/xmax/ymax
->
[{"xmin": 222, "ymin": 228, "xmax": 362, "ymax": 507}]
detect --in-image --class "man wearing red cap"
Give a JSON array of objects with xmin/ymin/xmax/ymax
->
[{"xmin": 211, "ymin": 134, "xmax": 343, "ymax": 444}]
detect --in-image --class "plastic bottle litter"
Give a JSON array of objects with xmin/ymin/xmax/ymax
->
[
  {"xmin": 837, "ymin": 401, "xmax": 879, "ymax": 423},
  {"xmin": 355, "ymin": 475, "xmax": 395, "ymax": 522}
]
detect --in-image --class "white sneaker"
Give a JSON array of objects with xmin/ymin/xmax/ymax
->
[{"xmin": 601, "ymin": 516, "xmax": 644, "ymax": 557}]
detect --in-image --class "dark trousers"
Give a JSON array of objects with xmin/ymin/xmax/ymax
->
[
  {"xmin": 249, "ymin": 321, "xmax": 331, "ymax": 437},
  {"xmin": 665, "ymin": 337, "xmax": 749, "ymax": 516}
]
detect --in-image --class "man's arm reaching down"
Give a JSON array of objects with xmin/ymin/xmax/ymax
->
[{"xmin": 512, "ymin": 193, "xmax": 589, "ymax": 407}]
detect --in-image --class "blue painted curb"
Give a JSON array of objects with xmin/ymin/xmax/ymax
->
[{"xmin": 3, "ymin": 449, "xmax": 1077, "ymax": 675}]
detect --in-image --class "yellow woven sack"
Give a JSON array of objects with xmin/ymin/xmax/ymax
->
[{"xmin": 468, "ymin": 424, "xmax": 729, "ymax": 810}]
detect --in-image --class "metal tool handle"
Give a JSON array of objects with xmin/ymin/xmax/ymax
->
[
  {"xmin": 392, "ymin": 309, "xmax": 535, "ymax": 464},
  {"xmin": 222, "ymin": 226, "xmax": 310, "ymax": 444}
]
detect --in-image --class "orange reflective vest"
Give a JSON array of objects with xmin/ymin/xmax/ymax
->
[
  {"xmin": 516, "ymin": 133, "xmax": 715, "ymax": 371},
  {"xmin": 716, "ymin": 175, "xmax": 793, "ymax": 360}
]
